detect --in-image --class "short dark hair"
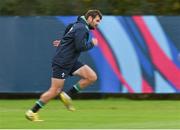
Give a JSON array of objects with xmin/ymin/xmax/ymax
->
[{"xmin": 85, "ymin": 9, "xmax": 102, "ymax": 20}]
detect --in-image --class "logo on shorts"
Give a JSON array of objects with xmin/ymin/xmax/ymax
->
[{"xmin": 61, "ymin": 73, "xmax": 65, "ymax": 78}]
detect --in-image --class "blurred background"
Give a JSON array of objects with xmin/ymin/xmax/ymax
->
[
  {"xmin": 1, "ymin": 1, "xmax": 180, "ymax": 129},
  {"xmin": 0, "ymin": 0, "xmax": 180, "ymax": 97},
  {"xmin": 0, "ymin": 0, "xmax": 180, "ymax": 15}
]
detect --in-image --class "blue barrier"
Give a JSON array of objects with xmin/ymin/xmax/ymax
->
[{"xmin": 0, "ymin": 16, "xmax": 180, "ymax": 93}]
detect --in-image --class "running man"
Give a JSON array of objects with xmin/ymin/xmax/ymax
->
[{"xmin": 25, "ymin": 9, "xmax": 102, "ymax": 121}]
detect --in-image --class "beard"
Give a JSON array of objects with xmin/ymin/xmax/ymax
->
[{"xmin": 88, "ymin": 24, "xmax": 95, "ymax": 30}]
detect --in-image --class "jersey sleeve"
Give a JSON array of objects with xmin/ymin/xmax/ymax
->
[
  {"xmin": 74, "ymin": 27, "xmax": 94, "ymax": 52},
  {"xmin": 63, "ymin": 23, "xmax": 74, "ymax": 36}
]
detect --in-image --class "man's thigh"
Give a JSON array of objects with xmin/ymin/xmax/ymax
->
[{"xmin": 72, "ymin": 64, "xmax": 97, "ymax": 79}]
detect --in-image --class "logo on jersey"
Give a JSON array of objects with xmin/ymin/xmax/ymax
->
[{"xmin": 61, "ymin": 72, "xmax": 65, "ymax": 78}]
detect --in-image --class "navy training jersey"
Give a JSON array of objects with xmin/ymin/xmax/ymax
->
[{"xmin": 52, "ymin": 16, "xmax": 94, "ymax": 68}]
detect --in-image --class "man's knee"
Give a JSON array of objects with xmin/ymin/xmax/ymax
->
[
  {"xmin": 88, "ymin": 73, "xmax": 97, "ymax": 83},
  {"xmin": 49, "ymin": 87, "xmax": 60, "ymax": 96}
]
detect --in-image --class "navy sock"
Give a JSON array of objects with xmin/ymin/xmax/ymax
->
[
  {"xmin": 31, "ymin": 100, "xmax": 45, "ymax": 113},
  {"xmin": 66, "ymin": 83, "xmax": 81, "ymax": 97}
]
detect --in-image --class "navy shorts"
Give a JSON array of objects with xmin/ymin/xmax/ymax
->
[{"xmin": 52, "ymin": 61, "xmax": 84, "ymax": 79}]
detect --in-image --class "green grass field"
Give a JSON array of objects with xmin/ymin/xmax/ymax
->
[{"xmin": 0, "ymin": 99, "xmax": 180, "ymax": 129}]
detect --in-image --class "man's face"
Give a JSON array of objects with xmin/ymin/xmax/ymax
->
[{"xmin": 87, "ymin": 15, "xmax": 101, "ymax": 29}]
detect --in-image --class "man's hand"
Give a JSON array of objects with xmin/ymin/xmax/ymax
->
[
  {"xmin": 53, "ymin": 40, "xmax": 61, "ymax": 47},
  {"xmin": 92, "ymin": 38, "xmax": 98, "ymax": 46}
]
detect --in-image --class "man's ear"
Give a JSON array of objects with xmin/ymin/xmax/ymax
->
[{"xmin": 87, "ymin": 16, "xmax": 93, "ymax": 22}]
